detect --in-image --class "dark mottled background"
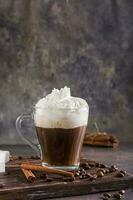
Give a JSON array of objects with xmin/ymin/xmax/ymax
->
[{"xmin": 0, "ymin": 0, "xmax": 133, "ymax": 144}]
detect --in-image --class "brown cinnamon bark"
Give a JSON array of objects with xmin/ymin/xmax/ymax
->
[
  {"xmin": 21, "ymin": 168, "xmax": 36, "ymax": 183},
  {"xmin": 21, "ymin": 163, "xmax": 74, "ymax": 178},
  {"xmin": 84, "ymin": 132, "xmax": 119, "ymax": 147}
]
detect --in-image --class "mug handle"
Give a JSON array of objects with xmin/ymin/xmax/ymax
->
[{"xmin": 16, "ymin": 113, "xmax": 40, "ymax": 157}]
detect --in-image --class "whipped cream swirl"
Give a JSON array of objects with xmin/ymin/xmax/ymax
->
[{"xmin": 34, "ymin": 87, "xmax": 89, "ymax": 128}]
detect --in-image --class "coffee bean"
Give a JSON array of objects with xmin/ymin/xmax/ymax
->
[
  {"xmin": 112, "ymin": 193, "xmax": 122, "ymax": 199},
  {"xmin": 81, "ymin": 168, "xmax": 85, "ymax": 172},
  {"xmin": 97, "ymin": 168, "xmax": 106, "ymax": 174},
  {"xmin": 84, "ymin": 165, "xmax": 91, "ymax": 170},
  {"xmin": 105, "ymin": 169, "xmax": 110, "ymax": 173},
  {"xmin": 82, "ymin": 174, "xmax": 87, "ymax": 179},
  {"xmin": 111, "ymin": 165, "xmax": 116, "ymax": 168},
  {"xmin": 75, "ymin": 172, "xmax": 80, "ymax": 177},
  {"xmin": 119, "ymin": 190, "xmax": 125, "ymax": 195},
  {"xmin": 103, "ymin": 193, "xmax": 111, "ymax": 198},
  {"xmin": 99, "ymin": 164, "xmax": 106, "ymax": 168},
  {"xmin": 18, "ymin": 156, "xmax": 23, "ymax": 160},
  {"xmin": 110, "ymin": 165, "xmax": 118, "ymax": 172},
  {"xmin": 79, "ymin": 175, "xmax": 84, "ymax": 179},
  {"xmin": 82, "ymin": 171, "xmax": 87, "ymax": 175},
  {"xmin": 109, "ymin": 168, "xmax": 114, "ymax": 173},
  {"xmin": 80, "ymin": 162, "xmax": 88, "ymax": 168},
  {"xmin": 88, "ymin": 163, "xmax": 95, "ymax": 167},
  {"xmin": 95, "ymin": 162, "xmax": 100, "ymax": 167},
  {"xmin": 0, "ymin": 184, "xmax": 5, "ymax": 188},
  {"xmin": 111, "ymin": 165, "xmax": 118, "ymax": 169},
  {"xmin": 97, "ymin": 171, "xmax": 104, "ymax": 177},
  {"xmin": 79, "ymin": 168, "xmax": 86, "ymax": 175},
  {"xmin": 115, "ymin": 172, "xmax": 125, "ymax": 178},
  {"xmin": 79, "ymin": 168, "xmax": 85, "ymax": 172},
  {"xmin": 120, "ymin": 170, "xmax": 126, "ymax": 175}
]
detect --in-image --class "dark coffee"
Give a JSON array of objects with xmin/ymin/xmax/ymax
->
[{"xmin": 35, "ymin": 126, "xmax": 86, "ymax": 167}]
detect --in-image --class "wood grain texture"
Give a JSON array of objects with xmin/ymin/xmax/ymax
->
[{"xmin": 0, "ymin": 158, "xmax": 132, "ymax": 200}]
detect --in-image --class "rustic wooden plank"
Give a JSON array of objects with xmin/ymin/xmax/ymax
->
[
  {"xmin": 0, "ymin": 158, "xmax": 132, "ymax": 200},
  {"xmin": 0, "ymin": 175, "xmax": 133, "ymax": 200}
]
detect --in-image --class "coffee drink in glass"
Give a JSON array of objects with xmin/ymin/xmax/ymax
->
[{"xmin": 16, "ymin": 87, "xmax": 89, "ymax": 170}]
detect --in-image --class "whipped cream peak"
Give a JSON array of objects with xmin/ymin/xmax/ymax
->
[
  {"xmin": 36, "ymin": 86, "xmax": 88, "ymax": 111},
  {"xmin": 34, "ymin": 87, "xmax": 89, "ymax": 128}
]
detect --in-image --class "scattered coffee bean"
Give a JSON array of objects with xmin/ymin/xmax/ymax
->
[
  {"xmin": 79, "ymin": 168, "xmax": 84, "ymax": 172},
  {"xmin": 97, "ymin": 168, "xmax": 106, "ymax": 174},
  {"xmin": 80, "ymin": 158, "xmax": 88, "ymax": 163},
  {"xmin": 88, "ymin": 163, "xmax": 95, "ymax": 167},
  {"xmin": 95, "ymin": 162, "xmax": 100, "ymax": 167},
  {"xmin": 74, "ymin": 172, "xmax": 80, "ymax": 177},
  {"xmin": 82, "ymin": 174, "xmax": 87, "ymax": 179},
  {"xmin": 80, "ymin": 162, "xmax": 88, "ymax": 168},
  {"xmin": 79, "ymin": 168, "xmax": 86, "ymax": 176},
  {"xmin": 18, "ymin": 156, "xmax": 23, "ymax": 160},
  {"xmin": 119, "ymin": 170, "xmax": 126, "ymax": 175},
  {"xmin": 81, "ymin": 168, "xmax": 85, "ymax": 172},
  {"xmin": 103, "ymin": 192, "xmax": 111, "ymax": 198},
  {"xmin": 82, "ymin": 171, "xmax": 87, "ymax": 175},
  {"xmin": 112, "ymin": 193, "xmax": 122, "ymax": 199},
  {"xmin": 111, "ymin": 165, "xmax": 116, "ymax": 169},
  {"xmin": 79, "ymin": 175, "xmax": 84, "ymax": 179},
  {"xmin": 115, "ymin": 172, "xmax": 125, "ymax": 178},
  {"xmin": 99, "ymin": 164, "xmax": 106, "ymax": 168},
  {"xmin": 105, "ymin": 169, "xmax": 110, "ymax": 173},
  {"xmin": 110, "ymin": 165, "xmax": 118, "ymax": 172},
  {"xmin": 97, "ymin": 171, "xmax": 104, "ymax": 177},
  {"xmin": 0, "ymin": 184, "xmax": 5, "ymax": 188},
  {"xmin": 119, "ymin": 190, "xmax": 125, "ymax": 195},
  {"xmin": 84, "ymin": 165, "xmax": 91, "ymax": 170}
]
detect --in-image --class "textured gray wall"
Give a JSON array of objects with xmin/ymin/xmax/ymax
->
[{"xmin": 0, "ymin": 0, "xmax": 133, "ymax": 144}]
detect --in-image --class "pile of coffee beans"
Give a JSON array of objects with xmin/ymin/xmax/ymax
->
[
  {"xmin": 101, "ymin": 190, "xmax": 126, "ymax": 199},
  {"xmin": 78, "ymin": 160, "xmax": 127, "ymax": 181},
  {"xmin": 74, "ymin": 167, "xmax": 97, "ymax": 181}
]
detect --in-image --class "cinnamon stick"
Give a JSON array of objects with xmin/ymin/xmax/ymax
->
[
  {"xmin": 21, "ymin": 168, "xmax": 36, "ymax": 183},
  {"xmin": 84, "ymin": 132, "xmax": 119, "ymax": 147},
  {"xmin": 21, "ymin": 163, "xmax": 74, "ymax": 178}
]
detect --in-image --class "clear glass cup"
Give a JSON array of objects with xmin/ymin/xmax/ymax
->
[{"xmin": 16, "ymin": 106, "xmax": 89, "ymax": 170}]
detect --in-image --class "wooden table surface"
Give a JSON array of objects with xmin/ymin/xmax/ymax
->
[{"xmin": 0, "ymin": 143, "xmax": 133, "ymax": 200}]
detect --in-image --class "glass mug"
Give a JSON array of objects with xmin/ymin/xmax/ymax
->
[{"xmin": 16, "ymin": 106, "xmax": 88, "ymax": 170}]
